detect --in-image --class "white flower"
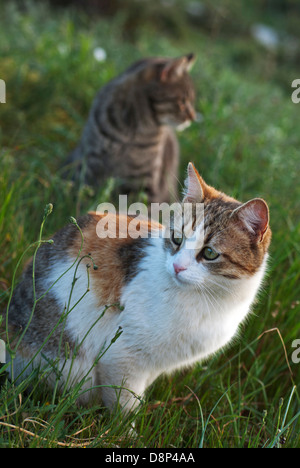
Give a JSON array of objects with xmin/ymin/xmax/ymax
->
[
  {"xmin": 251, "ymin": 24, "xmax": 279, "ymax": 51},
  {"xmin": 186, "ymin": 1, "xmax": 205, "ymax": 18},
  {"xmin": 58, "ymin": 44, "xmax": 68, "ymax": 55},
  {"xmin": 93, "ymin": 47, "xmax": 107, "ymax": 62}
]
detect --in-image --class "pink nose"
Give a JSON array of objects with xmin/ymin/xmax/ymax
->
[{"xmin": 173, "ymin": 263, "xmax": 187, "ymax": 275}]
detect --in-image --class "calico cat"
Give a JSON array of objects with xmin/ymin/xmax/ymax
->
[
  {"xmin": 6, "ymin": 163, "xmax": 271, "ymax": 412},
  {"xmin": 65, "ymin": 54, "xmax": 196, "ymax": 204}
]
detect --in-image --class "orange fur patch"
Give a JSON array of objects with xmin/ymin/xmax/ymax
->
[{"xmin": 69, "ymin": 213, "xmax": 162, "ymax": 307}]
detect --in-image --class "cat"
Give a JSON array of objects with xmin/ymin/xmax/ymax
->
[
  {"xmin": 64, "ymin": 54, "xmax": 196, "ymax": 204},
  {"xmin": 6, "ymin": 163, "xmax": 271, "ymax": 412}
]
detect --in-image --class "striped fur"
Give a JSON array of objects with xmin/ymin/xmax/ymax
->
[
  {"xmin": 65, "ymin": 54, "xmax": 196, "ymax": 203},
  {"xmin": 6, "ymin": 163, "xmax": 271, "ymax": 411}
]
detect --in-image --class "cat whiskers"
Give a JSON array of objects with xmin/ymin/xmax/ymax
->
[
  {"xmin": 194, "ymin": 281, "xmax": 220, "ymax": 316},
  {"xmin": 193, "ymin": 283, "xmax": 212, "ymax": 317},
  {"xmin": 204, "ymin": 276, "xmax": 239, "ymax": 301},
  {"xmin": 202, "ymin": 284, "xmax": 223, "ymax": 314}
]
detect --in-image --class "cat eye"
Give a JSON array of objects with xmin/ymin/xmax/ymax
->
[
  {"xmin": 202, "ymin": 247, "xmax": 220, "ymax": 261},
  {"xmin": 171, "ymin": 231, "xmax": 183, "ymax": 247}
]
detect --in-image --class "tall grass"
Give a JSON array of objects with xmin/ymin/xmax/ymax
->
[{"xmin": 0, "ymin": 1, "xmax": 299, "ymax": 448}]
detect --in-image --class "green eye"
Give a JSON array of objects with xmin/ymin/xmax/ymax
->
[
  {"xmin": 202, "ymin": 247, "xmax": 220, "ymax": 261},
  {"xmin": 172, "ymin": 231, "xmax": 183, "ymax": 246}
]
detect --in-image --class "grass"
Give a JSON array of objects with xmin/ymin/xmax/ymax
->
[{"xmin": 0, "ymin": 0, "xmax": 300, "ymax": 448}]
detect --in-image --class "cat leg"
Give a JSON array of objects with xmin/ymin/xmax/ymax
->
[
  {"xmin": 99, "ymin": 362, "xmax": 147, "ymax": 413},
  {"xmin": 149, "ymin": 128, "xmax": 179, "ymax": 204},
  {"xmin": 162, "ymin": 129, "xmax": 180, "ymax": 202}
]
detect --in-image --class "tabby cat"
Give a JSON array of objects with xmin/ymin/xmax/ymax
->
[
  {"xmin": 6, "ymin": 163, "xmax": 271, "ymax": 412},
  {"xmin": 65, "ymin": 54, "xmax": 196, "ymax": 203}
]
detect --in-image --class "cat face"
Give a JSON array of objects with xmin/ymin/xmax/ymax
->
[
  {"xmin": 138, "ymin": 54, "xmax": 197, "ymax": 130},
  {"xmin": 164, "ymin": 163, "xmax": 271, "ymax": 292}
]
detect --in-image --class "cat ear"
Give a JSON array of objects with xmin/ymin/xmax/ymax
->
[
  {"xmin": 183, "ymin": 162, "xmax": 205, "ymax": 203},
  {"xmin": 232, "ymin": 198, "xmax": 270, "ymax": 242},
  {"xmin": 160, "ymin": 53, "xmax": 195, "ymax": 82},
  {"xmin": 185, "ymin": 53, "xmax": 196, "ymax": 71}
]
